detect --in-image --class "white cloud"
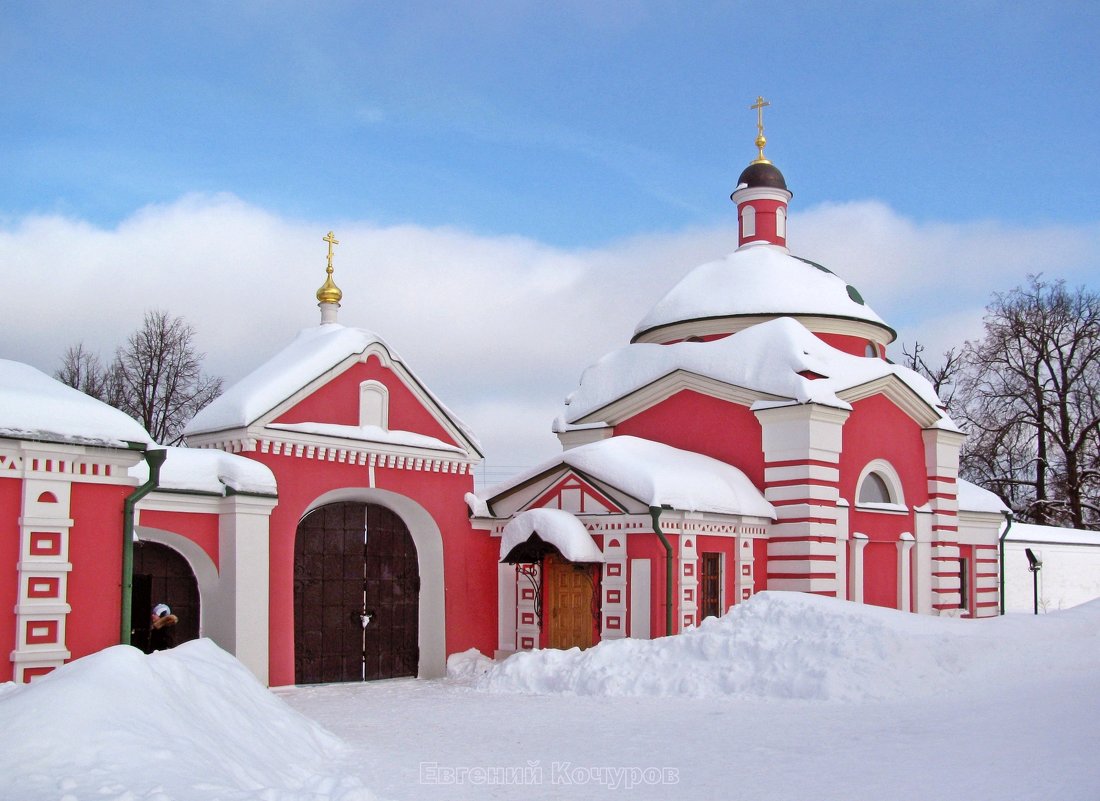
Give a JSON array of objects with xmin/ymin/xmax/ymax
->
[{"xmin": 2, "ymin": 195, "xmax": 1097, "ymax": 471}]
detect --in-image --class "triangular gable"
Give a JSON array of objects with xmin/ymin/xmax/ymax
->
[
  {"xmin": 527, "ymin": 471, "xmax": 626, "ymax": 515},
  {"xmin": 256, "ymin": 340, "xmax": 482, "ymax": 457},
  {"xmin": 485, "ymin": 465, "xmax": 638, "ymax": 519},
  {"xmin": 569, "ymin": 369, "xmax": 789, "ymax": 427},
  {"xmin": 836, "ymin": 374, "xmax": 945, "ymax": 429}
]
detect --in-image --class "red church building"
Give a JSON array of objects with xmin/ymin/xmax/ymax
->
[{"xmin": 1, "ymin": 104, "xmax": 1008, "ymax": 686}]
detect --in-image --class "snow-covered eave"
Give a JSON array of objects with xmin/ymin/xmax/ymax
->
[
  {"xmin": 630, "ymin": 310, "xmax": 898, "ymax": 346},
  {"xmin": 1, "ymin": 429, "xmax": 151, "ymax": 453}
]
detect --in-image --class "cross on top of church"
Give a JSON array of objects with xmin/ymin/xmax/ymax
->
[
  {"xmin": 316, "ymin": 230, "xmax": 343, "ymax": 311},
  {"xmin": 750, "ymin": 95, "xmax": 771, "ymax": 164},
  {"xmin": 323, "ymin": 230, "xmax": 340, "ymax": 274}
]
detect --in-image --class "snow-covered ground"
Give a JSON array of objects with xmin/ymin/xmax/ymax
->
[{"xmin": 3, "ymin": 592, "xmax": 1099, "ymax": 800}]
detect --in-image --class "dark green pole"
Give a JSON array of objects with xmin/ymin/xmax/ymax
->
[
  {"xmin": 998, "ymin": 511, "xmax": 1013, "ymax": 615},
  {"xmin": 121, "ymin": 448, "xmax": 167, "ymax": 645},
  {"xmin": 649, "ymin": 506, "xmax": 674, "ymax": 637}
]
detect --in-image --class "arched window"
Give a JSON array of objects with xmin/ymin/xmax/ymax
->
[
  {"xmin": 741, "ymin": 205, "xmax": 756, "ymax": 238},
  {"xmin": 856, "ymin": 460, "xmax": 905, "ymax": 508},
  {"xmin": 858, "ymin": 472, "xmax": 892, "ymax": 504},
  {"xmin": 864, "ymin": 341, "xmax": 878, "ymax": 358},
  {"xmin": 359, "ymin": 381, "xmax": 389, "ymax": 429},
  {"xmin": 775, "ymin": 206, "xmax": 786, "ymax": 239}
]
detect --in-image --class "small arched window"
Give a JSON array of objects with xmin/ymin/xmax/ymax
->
[
  {"xmin": 858, "ymin": 472, "xmax": 893, "ymax": 504},
  {"xmin": 359, "ymin": 381, "xmax": 389, "ymax": 429},
  {"xmin": 776, "ymin": 206, "xmax": 786, "ymax": 239},
  {"xmin": 741, "ymin": 205, "xmax": 756, "ymax": 238},
  {"xmin": 864, "ymin": 341, "xmax": 878, "ymax": 358}
]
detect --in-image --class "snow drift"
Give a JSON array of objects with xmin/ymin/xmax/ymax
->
[
  {"xmin": 474, "ymin": 591, "xmax": 1100, "ymax": 703},
  {"xmin": 0, "ymin": 639, "xmax": 374, "ymax": 801}
]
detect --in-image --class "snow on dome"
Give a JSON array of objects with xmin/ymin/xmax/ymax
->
[
  {"xmin": 485, "ymin": 436, "xmax": 775, "ymax": 518},
  {"xmin": 500, "ymin": 508, "xmax": 605, "ymax": 563},
  {"xmin": 634, "ymin": 243, "xmax": 890, "ymax": 340},
  {"xmin": 0, "ymin": 358, "xmax": 153, "ymax": 447},
  {"xmin": 0, "ymin": 639, "xmax": 371, "ymax": 799},
  {"xmin": 565, "ymin": 317, "xmax": 953, "ymax": 428},
  {"xmin": 957, "ymin": 478, "xmax": 1009, "ymax": 514},
  {"xmin": 130, "ymin": 446, "xmax": 277, "ymax": 496}
]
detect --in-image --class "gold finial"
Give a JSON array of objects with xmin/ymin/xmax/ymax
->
[
  {"xmin": 316, "ymin": 230, "xmax": 343, "ymax": 305},
  {"xmin": 750, "ymin": 95, "xmax": 771, "ymax": 164}
]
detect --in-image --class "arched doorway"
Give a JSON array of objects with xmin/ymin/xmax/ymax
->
[
  {"xmin": 294, "ymin": 501, "xmax": 420, "ymax": 684},
  {"xmin": 130, "ymin": 541, "xmax": 201, "ymax": 652}
]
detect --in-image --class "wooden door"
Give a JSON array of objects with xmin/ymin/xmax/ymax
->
[
  {"xmin": 699, "ymin": 552, "xmax": 722, "ymax": 620},
  {"xmin": 545, "ymin": 555, "xmax": 596, "ymax": 650},
  {"xmin": 294, "ymin": 502, "xmax": 419, "ymax": 684}
]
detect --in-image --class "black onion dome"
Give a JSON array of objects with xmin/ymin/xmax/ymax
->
[{"xmin": 736, "ymin": 161, "xmax": 788, "ymax": 192}]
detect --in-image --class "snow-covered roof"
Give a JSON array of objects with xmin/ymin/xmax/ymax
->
[
  {"xmin": 184, "ymin": 323, "xmax": 480, "ymax": 451},
  {"xmin": 957, "ymin": 478, "xmax": 1009, "ymax": 514},
  {"xmin": 130, "ymin": 446, "xmax": 277, "ymax": 496},
  {"xmin": 1005, "ymin": 522, "xmax": 1100, "ymax": 547},
  {"xmin": 634, "ymin": 242, "xmax": 892, "ymax": 340},
  {"xmin": 483, "ymin": 435, "xmax": 775, "ymax": 518},
  {"xmin": 562, "ymin": 317, "xmax": 953, "ymax": 428},
  {"xmin": 500, "ymin": 508, "xmax": 605, "ymax": 562},
  {"xmin": 0, "ymin": 358, "xmax": 153, "ymax": 448}
]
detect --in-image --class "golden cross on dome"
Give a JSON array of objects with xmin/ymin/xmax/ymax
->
[
  {"xmin": 750, "ymin": 95, "xmax": 771, "ymax": 163},
  {"xmin": 323, "ymin": 230, "xmax": 340, "ymax": 273}
]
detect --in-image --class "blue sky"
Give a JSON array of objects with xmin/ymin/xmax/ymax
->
[
  {"xmin": 2, "ymin": 2, "xmax": 1099, "ymax": 470},
  {"xmin": 5, "ymin": 2, "xmax": 1097, "ymax": 242}
]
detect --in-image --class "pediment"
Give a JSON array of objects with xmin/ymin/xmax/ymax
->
[{"xmin": 570, "ymin": 369, "xmax": 789, "ymax": 427}]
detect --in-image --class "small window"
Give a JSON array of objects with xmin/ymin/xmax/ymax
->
[
  {"xmin": 359, "ymin": 381, "xmax": 389, "ymax": 429},
  {"xmin": 775, "ymin": 206, "xmax": 786, "ymax": 239},
  {"xmin": 741, "ymin": 205, "xmax": 756, "ymax": 238},
  {"xmin": 864, "ymin": 341, "xmax": 878, "ymax": 358},
  {"xmin": 858, "ymin": 472, "xmax": 892, "ymax": 504}
]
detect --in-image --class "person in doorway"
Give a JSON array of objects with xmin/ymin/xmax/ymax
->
[{"xmin": 149, "ymin": 603, "xmax": 178, "ymax": 651}]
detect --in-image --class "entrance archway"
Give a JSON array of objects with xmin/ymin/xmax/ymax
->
[
  {"xmin": 131, "ymin": 541, "xmax": 200, "ymax": 652},
  {"xmin": 294, "ymin": 501, "xmax": 420, "ymax": 683}
]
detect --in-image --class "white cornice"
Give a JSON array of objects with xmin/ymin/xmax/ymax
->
[{"xmin": 632, "ymin": 314, "xmax": 895, "ymax": 346}]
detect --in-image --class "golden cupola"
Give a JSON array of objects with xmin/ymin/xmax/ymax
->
[{"xmin": 317, "ymin": 230, "xmax": 342, "ymax": 323}]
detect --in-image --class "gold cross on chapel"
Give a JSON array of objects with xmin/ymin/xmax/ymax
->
[
  {"xmin": 323, "ymin": 231, "xmax": 340, "ymax": 273},
  {"xmin": 750, "ymin": 95, "xmax": 770, "ymax": 163}
]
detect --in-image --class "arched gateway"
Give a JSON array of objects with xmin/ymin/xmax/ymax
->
[{"xmin": 293, "ymin": 501, "xmax": 420, "ymax": 683}]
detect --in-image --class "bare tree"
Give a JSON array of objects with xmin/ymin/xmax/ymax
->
[
  {"xmin": 56, "ymin": 310, "xmax": 223, "ymax": 445},
  {"xmin": 900, "ymin": 341, "xmax": 963, "ymax": 413},
  {"xmin": 957, "ymin": 276, "xmax": 1100, "ymax": 529}
]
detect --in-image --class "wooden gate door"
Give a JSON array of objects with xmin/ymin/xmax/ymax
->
[
  {"xmin": 294, "ymin": 502, "xmax": 419, "ymax": 684},
  {"xmin": 545, "ymin": 555, "xmax": 596, "ymax": 650},
  {"xmin": 699, "ymin": 552, "xmax": 722, "ymax": 620},
  {"xmin": 132, "ymin": 541, "xmax": 200, "ymax": 652}
]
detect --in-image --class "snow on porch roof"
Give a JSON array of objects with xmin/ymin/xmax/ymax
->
[
  {"xmin": 482, "ymin": 435, "xmax": 776, "ymax": 519},
  {"xmin": 0, "ymin": 358, "xmax": 153, "ymax": 448},
  {"xmin": 184, "ymin": 323, "xmax": 480, "ymax": 450},
  {"xmin": 562, "ymin": 316, "xmax": 953, "ymax": 429},
  {"xmin": 500, "ymin": 508, "xmax": 604, "ymax": 563},
  {"xmin": 130, "ymin": 446, "xmax": 277, "ymax": 497}
]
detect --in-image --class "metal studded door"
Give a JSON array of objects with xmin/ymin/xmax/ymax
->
[{"xmin": 294, "ymin": 502, "xmax": 420, "ymax": 684}]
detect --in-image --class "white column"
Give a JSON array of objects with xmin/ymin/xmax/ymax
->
[
  {"xmin": 218, "ymin": 494, "xmax": 276, "ymax": 685},
  {"xmin": 496, "ymin": 561, "xmax": 517, "ymax": 656},
  {"xmin": 628, "ymin": 559, "xmax": 652, "ymax": 639},
  {"xmin": 897, "ymin": 533, "xmax": 915, "ymax": 612},
  {"xmin": 849, "ymin": 533, "xmax": 869, "ymax": 603}
]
